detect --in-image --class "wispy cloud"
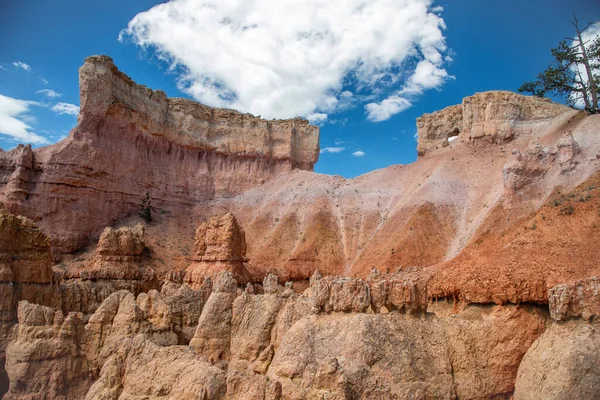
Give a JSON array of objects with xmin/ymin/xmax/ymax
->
[
  {"xmin": 121, "ymin": 0, "xmax": 451, "ymax": 122},
  {"xmin": 365, "ymin": 97, "xmax": 412, "ymax": 123},
  {"xmin": 320, "ymin": 146, "xmax": 346, "ymax": 154},
  {"xmin": 39, "ymin": 78, "xmax": 49, "ymax": 85},
  {"xmin": 365, "ymin": 60, "xmax": 453, "ymax": 122},
  {"xmin": 36, "ymin": 89, "xmax": 62, "ymax": 98},
  {"xmin": 13, "ymin": 61, "xmax": 31, "ymax": 71},
  {"xmin": 307, "ymin": 113, "xmax": 328, "ymax": 125},
  {"xmin": 352, "ymin": 151, "xmax": 365, "ymax": 157},
  {"xmin": 0, "ymin": 94, "xmax": 48, "ymax": 144},
  {"xmin": 51, "ymin": 102, "xmax": 80, "ymax": 116}
]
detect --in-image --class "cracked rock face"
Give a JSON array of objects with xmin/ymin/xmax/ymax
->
[
  {"xmin": 549, "ymin": 277, "xmax": 600, "ymax": 321},
  {"xmin": 185, "ymin": 213, "xmax": 251, "ymax": 286},
  {"xmin": 515, "ymin": 320, "xmax": 600, "ymax": 400},
  {"xmin": 3, "ymin": 273, "xmax": 550, "ymax": 400},
  {"xmin": 2, "ymin": 55, "xmax": 600, "ymax": 399},
  {"xmin": 417, "ymin": 91, "xmax": 572, "ymax": 156},
  {"xmin": 0, "ymin": 55, "xmax": 319, "ymax": 252}
]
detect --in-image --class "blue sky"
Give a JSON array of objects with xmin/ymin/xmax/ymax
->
[{"xmin": 1, "ymin": 0, "xmax": 599, "ymax": 177}]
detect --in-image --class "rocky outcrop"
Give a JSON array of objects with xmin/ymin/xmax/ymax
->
[
  {"xmin": 86, "ymin": 335, "xmax": 227, "ymax": 400},
  {"xmin": 417, "ymin": 91, "xmax": 573, "ymax": 156},
  {"xmin": 0, "ymin": 145, "xmax": 35, "ymax": 205},
  {"xmin": 0, "ymin": 210, "xmax": 57, "ymax": 395},
  {"xmin": 189, "ymin": 271, "xmax": 237, "ymax": 363},
  {"xmin": 2, "ymin": 271, "xmax": 553, "ymax": 399},
  {"xmin": 503, "ymin": 132, "xmax": 581, "ymax": 190},
  {"xmin": 503, "ymin": 144, "xmax": 557, "ymax": 191},
  {"xmin": 0, "ymin": 208, "xmax": 53, "ymax": 284},
  {"xmin": 79, "ymin": 56, "xmax": 319, "ymax": 170},
  {"xmin": 416, "ymin": 104, "xmax": 462, "ymax": 156},
  {"xmin": 85, "ymin": 224, "xmax": 154, "ymax": 281},
  {"xmin": 4, "ymin": 302, "xmax": 90, "ymax": 400},
  {"xmin": 186, "ymin": 213, "xmax": 250, "ymax": 286},
  {"xmin": 549, "ymin": 277, "xmax": 600, "ymax": 321},
  {"xmin": 0, "ymin": 55, "xmax": 319, "ymax": 252},
  {"xmin": 514, "ymin": 320, "xmax": 600, "ymax": 399}
]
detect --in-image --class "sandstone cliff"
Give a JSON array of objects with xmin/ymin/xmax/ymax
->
[
  {"xmin": 416, "ymin": 91, "xmax": 573, "ymax": 156},
  {"xmin": 1, "ymin": 56, "xmax": 600, "ymax": 398},
  {"xmin": 0, "ymin": 55, "xmax": 319, "ymax": 252}
]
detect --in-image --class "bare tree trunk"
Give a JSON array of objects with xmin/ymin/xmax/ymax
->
[
  {"xmin": 575, "ymin": 64, "xmax": 592, "ymax": 110},
  {"xmin": 572, "ymin": 14, "xmax": 599, "ymax": 110}
]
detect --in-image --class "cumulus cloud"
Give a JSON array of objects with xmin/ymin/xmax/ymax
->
[
  {"xmin": 120, "ymin": 0, "xmax": 451, "ymax": 121},
  {"xmin": 51, "ymin": 102, "xmax": 80, "ymax": 116},
  {"xmin": 352, "ymin": 151, "xmax": 365, "ymax": 157},
  {"xmin": 0, "ymin": 94, "xmax": 48, "ymax": 144},
  {"xmin": 320, "ymin": 146, "xmax": 345, "ymax": 154},
  {"xmin": 13, "ymin": 61, "xmax": 31, "ymax": 71},
  {"xmin": 365, "ymin": 59, "xmax": 452, "ymax": 121},
  {"xmin": 36, "ymin": 89, "xmax": 62, "ymax": 98}
]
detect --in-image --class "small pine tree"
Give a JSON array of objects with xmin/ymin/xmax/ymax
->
[
  {"xmin": 138, "ymin": 192, "xmax": 152, "ymax": 223},
  {"xmin": 519, "ymin": 14, "xmax": 600, "ymax": 114}
]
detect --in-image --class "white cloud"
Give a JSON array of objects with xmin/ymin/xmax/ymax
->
[
  {"xmin": 0, "ymin": 94, "xmax": 48, "ymax": 144},
  {"xmin": 120, "ymin": 0, "xmax": 450, "ymax": 121},
  {"xmin": 36, "ymin": 89, "xmax": 62, "ymax": 98},
  {"xmin": 320, "ymin": 146, "xmax": 345, "ymax": 154},
  {"xmin": 365, "ymin": 96, "xmax": 412, "ymax": 122},
  {"xmin": 365, "ymin": 59, "xmax": 453, "ymax": 121},
  {"xmin": 352, "ymin": 150, "xmax": 365, "ymax": 157},
  {"xmin": 40, "ymin": 78, "xmax": 49, "ymax": 85},
  {"xmin": 307, "ymin": 112, "xmax": 328, "ymax": 124},
  {"xmin": 13, "ymin": 61, "xmax": 31, "ymax": 71},
  {"xmin": 0, "ymin": 65, "xmax": 6, "ymax": 71},
  {"xmin": 51, "ymin": 102, "xmax": 80, "ymax": 116}
]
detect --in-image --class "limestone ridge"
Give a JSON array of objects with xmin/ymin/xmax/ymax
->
[
  {"xmin": 79, "ymin": 55, "xmax": 320, "ymax": 169},
  {"xmin": 416, "ymin": 91, "xmax": 573, "ymax": 156}
]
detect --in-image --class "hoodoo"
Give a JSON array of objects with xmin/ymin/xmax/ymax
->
[{"xmin": 1, "ymin": 57, "xmax": 600, "ymax": 399}]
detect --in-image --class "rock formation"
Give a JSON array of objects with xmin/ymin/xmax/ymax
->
[
  {"xmin": 0, "ymin": 55, "xmax": 319, "ymax": 252},
  {"xmin": 417, "ymin": 91, "xmax": 573, "ymax": 156},
  {"xmin": 4, "ymin": 302, "xmax": 89, "ymax": 400},
  {"xmin": 0, "ymin": 56, "xmax": 600, "ymax": 398},
  {"xmin": 0, "ymin": 270, "xmax": 553, "ymax": 399},
  {"xmin": 185, "ymin": 213, "xmax": 250, "ymax": 286},
  {"xmin": 0, "ymin": 209, "xmax": 57, "ymax": 394},
  {"xmin": 86, "ymin": 224, "xmax": 153, "ymax": 281},
  {"xmin": 514, "ymin": 320, "xmax": 600, "ymax": 400}
]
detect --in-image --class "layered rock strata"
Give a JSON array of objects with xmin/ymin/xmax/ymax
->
[
  {"xmin": 417, "ymin": 91, "xmax": 573, "ymax": 156},
  {"xmin": 0, "ymin": 209, "xmax": 57, "ymax": 394},
  {"xmin": 185, "ymin": 213, "xmax": 250, "ymax": 286},
  {"xmin": 4, "ymin": 271, "xmax": 551, "ymax": 399},
  {"xmin": 0, "ymin": 55, "xmax": 319, "ymax": 252}
]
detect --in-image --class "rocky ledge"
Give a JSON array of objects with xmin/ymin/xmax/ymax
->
[{"xmin": 416, "ymin": 91, "xmax": 574, "ymax": 156}]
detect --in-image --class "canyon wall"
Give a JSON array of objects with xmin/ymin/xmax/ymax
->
[
  {"xmin": 0, "ymin": 55, "xmax": 319, "ymax": 252},
  {"xmin": 0, "ymin": 57, "xmax": 600, "ymax": 398}
]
